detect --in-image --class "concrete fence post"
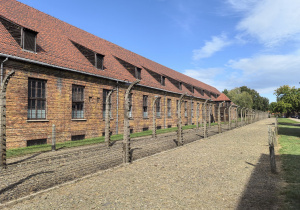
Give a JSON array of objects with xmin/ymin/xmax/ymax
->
[
  {"xmin": 228, "ymin": 105, "xmax": 233, "ymax": 130},
  {"xmin": 224, "ymin": 107, "xmax": 227, "ymax": 125},
  {"xmin": 152, "ymin": 96, "xmax": 161, "ymax": 139},
  {"xmin": 268, "ymin": 126, "xmax": 277, "ymax": 173},
  {"xmin": 218, "ymin": 101, "xmax": 224, "ymax": 133},
  {"xmin": 0, "ymin": 70, "xmax": 15, "ymax": 169},
  {"xmin": 203, "ymin": 99, "xmax": 209, "ymax": 138},
  {"xmin": 123, "ymin": 80, "xmax": 140, "ymax": 164},
  {"xmin": 52, "ymin": 124, "xmax": 56, "ymax": 151},
  {"xmin": 196, "ymin": 103, "xmax": 200, "ymax": 129},
  {"xmin": 177, "ymin": 93, "xmax": 186, "ymax": 146},
  {"xmin": 236, "ymin": 106, "xmax": 239, "ymax": 127},
  {"xmin": 105, "ymin": 89, "xmax": 115, "ymax": 147},
  {"xmin": 208, "ymin": 104, "xmax": 212, "ymax": 128}
]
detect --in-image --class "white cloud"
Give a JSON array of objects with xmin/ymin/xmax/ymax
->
[
  {"xmin": 227, "ymin": 0, "xmax": 257, "ymax": 11},
  {"xmin": 227, "ymin": 51, "xmax": 300, "ymax": 92},
  {"xmin": 192, "ymin": 34, "xmax": 231, "ymax": 60},
  {"xmin": 229, "ymin": 0, "xmax": 300, "ymax": 47},
  {"xmin": 183, "ymin": 68, "xmax": 227, "ymax": 91}
]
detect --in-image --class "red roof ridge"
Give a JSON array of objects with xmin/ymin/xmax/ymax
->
[{"xmin": 214, "ymin": 93, "xmax": 231, "ymax": 101}]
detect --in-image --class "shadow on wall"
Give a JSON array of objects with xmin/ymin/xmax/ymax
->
[{"xmin": 236, "ymin": 154, "xmax": 281, "ymax": 210}]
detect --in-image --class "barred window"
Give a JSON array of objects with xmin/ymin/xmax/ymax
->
[
  {"xmin": 28, "ymin": 78, "xmax": 46, "ymax": 119},
  {"xmin": 72, "ymin": 85, "xmax": 84, "ymax": 119},
  {"xmin": 156, "ymin": 98, "xmax": 161, "ymax": 118},
  {"xmin": 184, "ymin": 101, "xmax": 188, "ymax": 117},
  {"xmin": 167, "ymin": 99, "xmax": 171, "ymax": 117},
  {"xmin": 22, "ymin": 28, "xmax": 37, "ymax": 52},
  {"xmin": 103, "ymin": 89, "xmax": 112, "ymax": 119},
  {"xmin": 143, "ymin": 95, "xmax": 148, "ymax": 118}
]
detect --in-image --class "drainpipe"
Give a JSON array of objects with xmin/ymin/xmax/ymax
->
[{"xmin": 0, "ymin": 57, "xmax": 8, "ymax": 86}]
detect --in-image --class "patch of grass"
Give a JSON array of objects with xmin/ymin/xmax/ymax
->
[
  {"xmin": 278, "ymin": 118, "xmax": 299, "ymax": 124},
  {"xmin": 278, "ymin": 123, "xmax": 300, "ymax": 209}
]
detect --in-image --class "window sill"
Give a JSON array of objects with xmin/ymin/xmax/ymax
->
[
  {"xmin": 22, "ymin": 49, "xmax": 37, "ymax": 54},
  {"xmin": 72, "ymin": 119, "xmax": 87, "ymax": 121},
  {"xmin": 27, "ymin": 119, "xmax": 49, "ymax": 122},
  {"xmin": 102, "ymin": 118, "xmax": 114, "ymax": 121},
  {"xmin": 143, "ymin": 117, "xmax": 149, "ymax": 119}
]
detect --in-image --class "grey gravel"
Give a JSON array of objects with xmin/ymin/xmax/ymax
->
[{"xmin": 1, "ymin": 118, "xmax": 280, "ymax": 209}]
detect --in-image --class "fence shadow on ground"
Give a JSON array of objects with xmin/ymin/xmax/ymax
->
[
  {"xmin": 8, "ymin": 153, "xmax": 41, "ymax": 166},
  {"xmin": 0, "ymin": 171, "xmax": 54, "ymax": 195},
  {"xmin": 236, "ymin": 154, "xmax": 280, "ymax": 210},
  {"xmin": 278, "ymin": 124, "xmax": 300, "ymax": 138}
]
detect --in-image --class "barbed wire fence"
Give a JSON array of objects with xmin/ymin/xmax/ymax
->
[{"xmin": 0, "ymin": 67, "xmax": 269, "ymax": 203}]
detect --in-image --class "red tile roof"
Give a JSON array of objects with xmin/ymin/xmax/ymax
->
[
  {"xmin": 215, "ymin": 93, "xmax": 231, "ymax": 102},
  {"xmin": 0, "ymin": 0, "xmax": 221, "ymax": 99}
]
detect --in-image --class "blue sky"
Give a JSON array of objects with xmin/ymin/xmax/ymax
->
[{"xmin": 18, "ymin": 0, "xmax": 300, "ymax": 102}]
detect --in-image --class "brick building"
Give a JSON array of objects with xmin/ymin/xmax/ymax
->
[{"xmin": 0, "ymin": 0, "xmax": 227, "ymax": 149}]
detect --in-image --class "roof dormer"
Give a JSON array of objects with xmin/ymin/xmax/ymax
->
[{"xmin": 71, "ymin": 41, "xmax": 105, "ymax": 70}]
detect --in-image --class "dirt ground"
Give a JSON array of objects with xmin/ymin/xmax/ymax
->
[{"xmin": 0, "ymin": 118, "xmax": 282, "ymax": 209}]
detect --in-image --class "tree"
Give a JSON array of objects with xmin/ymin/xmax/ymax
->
[
  {"xmin": 222, "ymin": 89, "xmax": 229, "ymax": 96},
  {"xmin": 274, "ymin": 85, "xmax": 300, "ymax": 116},
  {"xmin": 269, "ymin": 102, "xmax": 277, "ymax": 113},
  {"xmin": 273, "ymin": 101, "xmax": 292, "ymax": 114},
  {"xmin": 225, "ymin": 86, "xmax": 268, "ymax": 110},
  {"xmin": 227, "ymin": 88, "xmax": 253, "ymax": 109}
]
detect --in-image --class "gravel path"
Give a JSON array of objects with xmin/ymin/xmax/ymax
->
[{"xmin": 0, "ymin": 118, "xmax": 280, "ymax": 209}]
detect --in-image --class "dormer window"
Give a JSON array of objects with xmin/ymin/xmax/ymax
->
[
  {"xmin": 161, "ymin": 76, "xmax": 165, "ymax": 86},
  {"xmin": 135, "ymin": 67, "xmax": 141, "ymax": 80},
  {"xmin": 71, "ymin": 41, "xmax": 105, "ymax": 70},
  {"xmin": 192, "ymin": 86, "xmax": 194, "ymax": 93},
  {"xmin": 22, "ymin": 28, "xmax": 37, "ymax": 52},
  {"xmin": 179, "ymin": 82, "xmax": 182, "ymax": 90},
  {"xmin": 96, "ymin": 53, "xmax": 104, "ymax": 70}
]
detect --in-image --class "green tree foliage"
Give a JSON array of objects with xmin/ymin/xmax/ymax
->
[
  {"xmin": 273, "ymin": 85, "xmax": 300, "ymax": 115},
  {"xmin": 223, "ymin": 86, "xmax": 269, "ymax": 111},
  {"xmin": 222, "ymin": 89, "xmax": 228, "ymax": 95},
  {"xmin": 273, "ymin": 101, "xmax": 292, "ymax": 113},
  {"xmin": 269, "ymin": 102, "xmax": 277, "ymax": 113}
]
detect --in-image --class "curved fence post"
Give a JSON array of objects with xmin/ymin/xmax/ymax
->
[
  {"xmin": 152, "ymin": 96, "xmax": 161, "ymax": 139},
  {"xmin": 228, "ymin": 104, "xmax": 233, "ymax": 130},
  {"xmin": 123, "ymin": 79, "xmax": 140, "ymax": 164},
  {"xmin": 0, "ymin": 70, "xmax": 15, "ymax": 169},
  {"xmin": 218, "ymin": 101, "xmax": 224, "ymax": 133},
  {"xmin": 224, "ymin": 107, "xmax": 227, "ymax": 125},
  {"xmin": 203, "ymin": 99, "xmax": 209, "ymax": 138},
  {"xmin": 177, "ymin": 93, "xmax": 186, "ymax": 146},
  {"xmin": 196, "ymin": 102, "xmax": 200, "ymax": 129},
  {"xmin": 105, "ymin": 88, "xmax": 115, "ymax": 147}
]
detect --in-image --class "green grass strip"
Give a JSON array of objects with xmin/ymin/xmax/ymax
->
[
  {"xmin": 8, "ymin": 123, "xmax": 212, "ymax": 158},
  {"xmin": 278, "ymin": 122, "xmax": 300, "ymax": 209},
  {"xmin": 278, "ymin": 118, "xmax": 299, "ymax": 124}
]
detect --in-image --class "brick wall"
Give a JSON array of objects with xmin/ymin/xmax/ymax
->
[{"xmin": 4, "ymin": 60, "xmax": 210, "ymax": 149}]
